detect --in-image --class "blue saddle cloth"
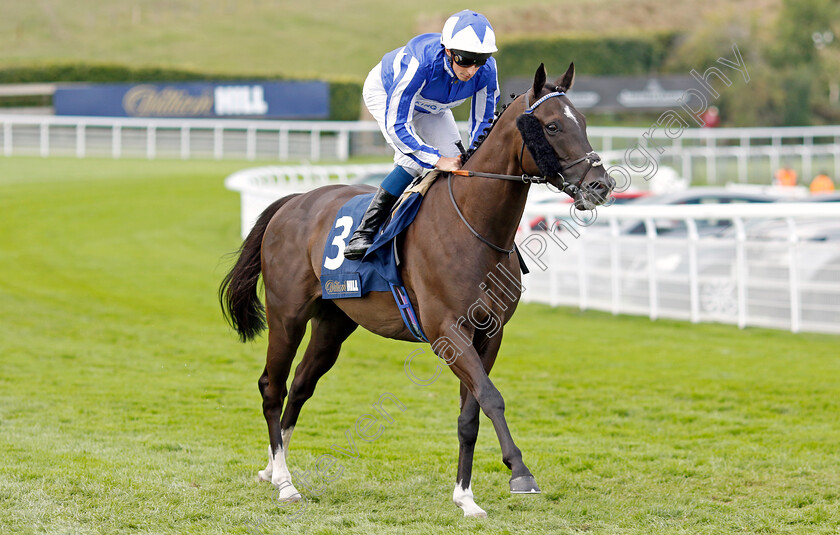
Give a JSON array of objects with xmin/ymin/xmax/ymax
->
[{"xmin": 320, "ymin": 190, "xmax": 424, "ymax": 299}]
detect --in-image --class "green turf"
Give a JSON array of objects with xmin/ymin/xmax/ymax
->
[{"xmin": 1, "ymin": 156, "xmax": 839, "ymax": 534}]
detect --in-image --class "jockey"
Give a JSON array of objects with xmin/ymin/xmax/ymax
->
[{"xmin": 344, "ymin": 9, "xmax": 501, "ymax": 260}]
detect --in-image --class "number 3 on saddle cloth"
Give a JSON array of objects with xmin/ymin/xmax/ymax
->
[{"xmin": 320, "ymin": 174, "xmax": 439, "ymax": 342}]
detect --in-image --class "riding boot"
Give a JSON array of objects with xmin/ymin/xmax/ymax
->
[{"xmin": 343, "ymin": 187, "xmax": 399, "ymax": 260}]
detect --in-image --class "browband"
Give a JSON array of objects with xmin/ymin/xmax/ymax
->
[{"xmin": 523, "ymin": 91, "xmax": 565, "ymax": 114}]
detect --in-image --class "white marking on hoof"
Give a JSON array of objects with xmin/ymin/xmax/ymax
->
[
  {"xmin": 268, "ymin": 442, "xmax": 298, "ymax": 498},
  {"xmin": 257, "ymin": 445, "xmax": 273, "ymax": 481},
  {"xmin": 281, "ymin": 426, "xmax": 294, "ymax": 451},
  {"xmin": 275, "ymin": 481, "xmax": 302, "ymax": 503},
  {"xmin": 453, "ymin": 481, "xmax": 487, "ymax": 518}
]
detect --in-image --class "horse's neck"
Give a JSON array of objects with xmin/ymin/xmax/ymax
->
[{"xmin": 453, "ymin": 138, "xmax": 530, "ymax": 250}]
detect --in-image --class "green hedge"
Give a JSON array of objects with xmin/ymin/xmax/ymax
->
[
  {"xmin": 0, "ymin": 33, "xmax": 676, "ymax": 120},
  {"xmin": 495, "ymin": 32, "xmax": 678, "ymax": 79},
  {"xmin": 0, "ymin": 63, "xmax": 362, "ymax": 121}
]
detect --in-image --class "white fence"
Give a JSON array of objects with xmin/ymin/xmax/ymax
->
[
  {"xmin": 225, "ymin": 163, "xmax": 393, "ymax": 238},
  {"xmin": 0, "ymin": 114, "xmax": 384, "ymax": 161},
  {"xmin": 225, "ymin": 164, "xmax": 840, "ymax": 335},
  {"xmin": 518, "ymin": 202, "xmax": 840, "ymax": 335},
  {"xmin": 4, "ymin": 113, "xmax": 840, "ymax": 185}
]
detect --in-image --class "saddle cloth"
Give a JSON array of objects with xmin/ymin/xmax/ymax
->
[{"xmin": 320, "ymin": 172, "xmax": 439, "ymax": 300}]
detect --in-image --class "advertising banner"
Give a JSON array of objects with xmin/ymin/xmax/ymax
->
[
  {"xmin": 53, "ymin": 81, "xmax": 330, "ymax": 119},
  {"xmin": 501, "ymin": 75, "xmax": 707, "ymax": 112}
]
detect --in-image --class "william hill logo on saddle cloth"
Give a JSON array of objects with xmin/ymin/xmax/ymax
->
[{"xmin": 322, "ymin": 275, "xmax": 362, "ymax": 298}]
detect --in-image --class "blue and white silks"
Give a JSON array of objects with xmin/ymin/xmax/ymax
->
[{"xmin": 376, "ymin": 33, "xmax": 500, "ymax": 169}]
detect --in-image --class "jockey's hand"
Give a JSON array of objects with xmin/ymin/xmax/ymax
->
[{"xmin": 435, "ymin": 156, "xmax": 462, "ymax": 172}]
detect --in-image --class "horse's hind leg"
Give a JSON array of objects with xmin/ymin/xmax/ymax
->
[
  {"xmin": 279, "ymin": 303, "xmax": 358, "ymax": 447},
  {"xmin": 257, "ymin": 314, "xmax": 308, "ymax": 500}
]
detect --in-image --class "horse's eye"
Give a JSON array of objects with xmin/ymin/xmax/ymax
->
[{"xmin": 545, "ymin": 122, "xmax": 560, "ymax": 135}]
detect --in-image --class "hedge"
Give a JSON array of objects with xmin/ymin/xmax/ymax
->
[
  {"xmin": 495, "ymin": 32, "xmax": 678, "ymax": 79},
  {"xmin": 0, "ymin": 33, "xmax": 676, "ymax": 120},
  {"xmin": 0, "ymin": 63, "xmax": 362, "ymax": 121}
]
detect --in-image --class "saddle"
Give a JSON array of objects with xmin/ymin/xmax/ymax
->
[{"xmin": 319, "ymin": 172, "xmax": 442, "ymax": 340}]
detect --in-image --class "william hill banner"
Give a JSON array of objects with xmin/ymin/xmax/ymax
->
[{"xmin": 53, "ymin": 81, "xmax": 330, "ymax": 119}]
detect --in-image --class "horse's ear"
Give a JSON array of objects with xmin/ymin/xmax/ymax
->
[
  {"xmin": 532, "ymin": 63, "xmax": 547, "ymax": 96},
  {"xmin": 556, "ymin": 62, "xmax": 575, "ymax": 93}
]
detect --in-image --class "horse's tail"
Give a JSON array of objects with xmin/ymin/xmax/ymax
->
[{"xmin": 219, "ymin": 194, "xmax": 301, "ymax": 342}]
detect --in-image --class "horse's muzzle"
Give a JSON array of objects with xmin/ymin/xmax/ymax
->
[{"xmin": 574, "ymin": 173, "xmax": 615, "ymax": 211}]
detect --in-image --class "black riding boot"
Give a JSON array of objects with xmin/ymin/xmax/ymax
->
[{"xmin": 343, "ymin": 187, "xmax": 399, "ymax": 260}]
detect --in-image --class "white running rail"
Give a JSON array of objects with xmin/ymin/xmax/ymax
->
[{"xmin": 224, "ymin": 164, "xmax": 840, "ymax": 335}]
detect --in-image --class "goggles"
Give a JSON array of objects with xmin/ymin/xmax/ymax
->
[{"xmin": 450, "ymin": 50, "xmax": 490, "ymax": 68}]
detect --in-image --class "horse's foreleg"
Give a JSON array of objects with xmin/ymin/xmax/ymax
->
[
  {"xmin": 454, "ymin": 387, "xmax": 486, "ymax": 517},
  {"xmin": 441, "ymin": 334, "xmax": 540, "ymax": 496},
  {"xmin": 453, "ymin": 333, "xmax": 502, "ymax": 517}
]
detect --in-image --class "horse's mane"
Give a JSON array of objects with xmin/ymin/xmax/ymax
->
[
  {"xmin": 462, "ymin": 85, "xmax": 560, "ymax": 164},
  {"xmin": 462, "ymin": 93, "xmax": 518, "ymax": 164}
]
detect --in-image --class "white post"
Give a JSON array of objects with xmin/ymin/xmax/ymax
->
[
  {"xmin": 738, "ymin": 134, "xmax": 749, "ymax": 183},
  {"xmin": 146, "ymin": 126, "xmax": 156, "ymax": 160},
  {"xmin": 578, "ymin": 229, "xmax": 589, "ymax": 311},
  {"xmin": 802, "ymin": 135, "xmax": 813, "ymax": 184},
  {"xmin": 786, "ymin": 217, "xmax": 801, "ymax": 333},
  {"xmin": 549, "ymin": 245, "xmax": 558, "ymax": 307},
  {"xmin": 4, "ymin": 120, "xmax": 13, "ymax": 157},
  {"xmin": 733, "ymin": 217, "xmax": 747, "ymax": 329},
  {"xmin": 770, "ymin": 134, "xmax": 781, "ymax": 178},
  {"xmin": 686, "ymin": 218, "xmax": 700, "ymax": 323},
  {"xmin": 247, "ymin": 127, "xmax": 257, "ymax": 161},
  {"xmin": 610, "ymin": 217, "xmax": 621, "ymax": 315},
  {"xmin": 706, "ymin": 136, "xmax": 716, "ymax": 184},
  {"xmin": 180, "ymin": 126, "xmax": 190, "ymax": 160},
  {"xmin": 310, "ymin": 129, "xmax": 320, "ymax": 161},
  {"xmin": 834, "ymin": 135, "xmax": 840, "ymax": 177},
  {"xmin": 681, "ymin": 143, "xmax": 691, "ymax": 185},
  {"xmin": 644, "ymin": 217, "xmax": 658, "ymax": 321},
  {"xmin": 40, "ymin": 122, "xmax": 49, "ymax": 157},
  {"xmin": 112, "ymin": 125, "xmax": 121, "ymax": 159},
  {"xmin": 76, "ymin": 123, "xmax": 86, "ymax": 158},
  {"xmin": 337, "ymin": 129, "xmax": 350, "ymax": 161},
  {"xmin": 279, "ymin": 129, "xmax": 289, "ymax": 160},
  {"xmin": 214, "ymin": 126, "xmax": 223, "ymax": 160}
]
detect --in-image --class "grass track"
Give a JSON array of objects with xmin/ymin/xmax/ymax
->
[{"xmin": 1, "ymin": 157, "xmax": 839, "ymax": 534}]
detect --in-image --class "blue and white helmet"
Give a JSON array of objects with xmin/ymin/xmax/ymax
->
[{"xmin": 440, "ymin": 10, "xmax": 497, "ymax": 55}]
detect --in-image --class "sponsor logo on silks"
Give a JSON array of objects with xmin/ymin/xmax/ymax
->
[{"xmin": 322, "ymin": 273, "xmax": 362, "ymax": 298}]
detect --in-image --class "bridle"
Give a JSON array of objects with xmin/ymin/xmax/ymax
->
[
  {"xmin": 453, "ymin": 90, "xmax": 602, "ymax": 195},
  {"xmin": 448, "ymin": 90, "xmax": 603, "ymax": 254}
]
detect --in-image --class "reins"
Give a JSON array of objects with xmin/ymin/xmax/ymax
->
[
  {"xmin": 447, "ymin": 89, "xmax": 602, "ymax": 255},
  {"xmin": 447, "ymin": 174, "xmax": 516, "ymax": 255}
]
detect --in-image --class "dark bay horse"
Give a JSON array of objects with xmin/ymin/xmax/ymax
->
[{"xmin": 220, "ymin": 63, "xmax": 615, "ymax": 517}]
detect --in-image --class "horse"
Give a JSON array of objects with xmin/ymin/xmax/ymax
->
[{"xmin": 219, "ymin": 62, "xmax": 615, "ymax": 518}]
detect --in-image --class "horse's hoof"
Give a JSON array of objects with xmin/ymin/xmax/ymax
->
[
  {"xmin": 257, "ymin": 469, "xmax": 271, "ymax": 482},
  {"xmin": 509, "ymin": 475, "xmax": 541, "ymax": 494},
  {"xmin": 465, "ymin": 510, "xmax": 487, "ymax": 518},
  {"xmin": 274, "ymin": 481, "xmax": 302, "ymax": 502}
]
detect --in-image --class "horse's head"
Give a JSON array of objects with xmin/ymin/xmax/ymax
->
[{"xmin": 516, "ymin": 63, "xmax": 615, "ymax": 210}]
